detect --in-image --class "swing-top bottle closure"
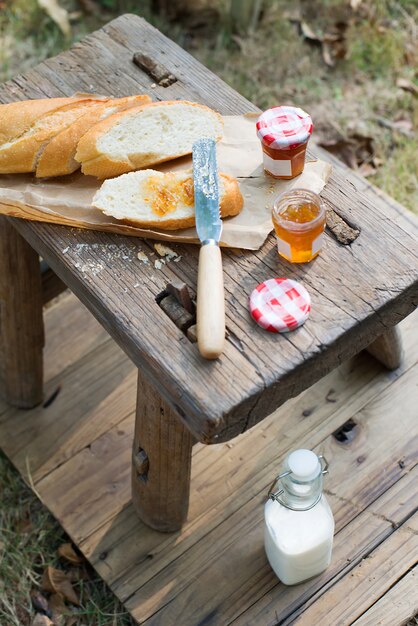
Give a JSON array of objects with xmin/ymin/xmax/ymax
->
[
  {"xmin": 264, "ymin": 449, "xmax": 334, "ymax": 585},
  {"xmin": 267, "ymin": 451, "xmax": 329, "ymax": 512}
]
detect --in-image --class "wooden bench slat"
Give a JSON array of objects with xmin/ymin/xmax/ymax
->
[
  {"xmin": 351, "ymin": 564, "xmax": 418, "ymax": 626},
  {"xmin": 290, "ymin": 513, "xmax": 418, "ymax": 626}
]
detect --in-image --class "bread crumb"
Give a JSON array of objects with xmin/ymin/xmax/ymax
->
[
  {"xmin": 137, "ymin": 251, "xmax": 149, "ymax": 264},
  {"xmin": 154, "ymin": 259, "xmax": 165, "ymax": 270},
  {"xmin": 154, "ymin": 243, "xmax": 179, "ymax": 261}
]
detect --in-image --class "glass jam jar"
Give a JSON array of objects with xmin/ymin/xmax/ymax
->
[
  {"xmin": 272, "ymin": 189, "xmax": 326, "ymax": 263},
  {"xmin": 256, "ymin": 106, "xmax": 313, "ymax": 180}
]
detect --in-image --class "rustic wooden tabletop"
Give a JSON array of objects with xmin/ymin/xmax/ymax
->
[{"xmin": 1, "ymin": 14, "xmax": 417, "ymax": 444}]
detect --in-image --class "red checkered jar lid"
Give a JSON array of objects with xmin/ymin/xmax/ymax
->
[
  {"xmin": 256, "ymin": 106, "xmax": 313, "ymax": 150},
  {"xmin": 249, "ymin": 278, "xmax": 311, "ymax": 333}
]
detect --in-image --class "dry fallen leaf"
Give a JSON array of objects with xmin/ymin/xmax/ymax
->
[
  {"xmin": 376, "ymin": 116, "xmax": 414, "ymax": 137},
  {"xmin": 31, "ymin": 615, "xmax": 53, "ymax": 626},
  {"xmin": 65, "ymin": 617, "xmax": 79, "ymax": 626},
  {"xmin": 300, "ymin": 21, "xmax": 321, "ymax": 43},
  {"xmin": 322, "ymin": 22, "xmax": 349, "ymax": 66},
  {"xmin": 41, "ymin": 566, "xmax": 80, "ymax": 606},
  {"xmin": 318, "ymin": 138, "xmax": 358, "ymax": 169},
  {"xmin": 66, "ymin": 565, "xmax": 91, "ymax": 582},
  {"xmin": 299, "ymin": 19, "xmax": 348, "ymax": 67},
  {"xmin": 350, "ymin": 0, "xmax": 362, "ymax": 9},
  {"xmin": 49, "ymin": 593, "xmax": 67, "ymax": 626},
  {"xmin": 58, "ymin": 543, "xmax": 84, "ymax": 565},
  {"xmin": 351, "ymin": 133, "xmax": 374, "ymax": 165},
  {"xmin": 322, "ymin": 42, "xmax": 334, "ymax": 67},
  {"xmin": 318, "ymin": 131, "xmax": 374, "ymax": 171},
  {"xmin": 37, "ymin": 0, "xmax": 71, "ymax": 37},
  {"xmin": 396, "ymin": 78, "xmax": 418, "ymax": 96},
  {"xmin": 358, "ymin": 163, "xmax": 377, "ymax": 177}
]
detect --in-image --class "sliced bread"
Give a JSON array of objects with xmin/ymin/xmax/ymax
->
[
  {"xmin": 35, "ymin": 94, "xmax": 151, "ymax": 178},
  {"xmin": 92, "ymin": 169, "xmax": 243, "ymax": 230},
  {"xmin": 0, "ymin": 98, "xmax": 109, "ymax": 174},
  {"xmin": 0, "ymin": 95, "xmax": 99, "ymax": 147},
  {"xmin": 75, "ymin": 100, "xmax": 224, "ymax": 179}
]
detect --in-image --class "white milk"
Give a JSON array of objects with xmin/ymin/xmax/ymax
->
[{"xmin": 264, "ymin": 449, "xmax": 334, "ymax": 586}]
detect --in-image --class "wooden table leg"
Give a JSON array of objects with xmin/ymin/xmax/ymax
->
[
  {"xmin": 132, "ymin": 369, "xmax": 194, "ymax": 532},
  {"xmin": 365, "ymin": 326, "xmax": 403, "ymax": 370},
  {"xmin": 0, "ymin": 218, "xmax": 44, "ymax": 408}
]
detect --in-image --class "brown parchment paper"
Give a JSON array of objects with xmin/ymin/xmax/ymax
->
[{"xmin": 0, "ymin": 114, "xmax": 332, "ymax": 251}]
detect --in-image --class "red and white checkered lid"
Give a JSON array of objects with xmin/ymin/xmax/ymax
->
[
  {"xmin": 256, "ymin": 106, "xmax": 313, "ymax": 150},
  {"xmin": 249, "ymin": 278, "xmax": 311, "ymax": 333}
]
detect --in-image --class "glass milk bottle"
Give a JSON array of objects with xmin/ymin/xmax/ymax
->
[{"xmin": 264, "ymin": 449, "xmax": 334, "ymax": 585}]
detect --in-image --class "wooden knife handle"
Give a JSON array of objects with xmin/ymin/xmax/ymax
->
[{"xmin": 197, "ymin": 243, "xmax": 225, "ymax": 359}]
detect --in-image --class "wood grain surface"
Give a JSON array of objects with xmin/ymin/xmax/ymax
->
[
  {"xmin": 0, "ymin": 14, "xmax": 416, "ymax": 442},
  {"xmin": 132, "ymin": 369, "xmax": 193, "ymax": 531},
  {"xmin": 0, "ymin": 292, "xmax": 416, "ymax": 626},
  {"xmin": 351, "ymin": 564, "xmax": 417, "ymax": 626},
  {"xmin": 0, "ymin": 216, "xmax": 44, "ymax": 407},
  {"xmin": 366, "ymin": 325, "xmax": 404, "ymax": 370},
  {"xmin": 292, "ymin": 513, "xmax": 418, "ymax": 626}
]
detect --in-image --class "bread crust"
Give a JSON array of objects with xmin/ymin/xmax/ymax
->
[
  {"xmin": 95, "ymin": 172, "xmax": 243, "ymax": 231},
  {"xmin": 0, "ymin": 99, "xmax": 106, "ymax": 174},
  {"xmin": 35, "ymin": 95, "xmax": 151, "ymax": 178},
  {"xmin": 75, "ymin": 100, "xmax": 224, "ymax": 179},
  {"xmin": 78, "ymin": 153, "xmax": 136, "ymax": 180},
  {"xmin": 0, "ymin": 96, "xmax": 102, "ymax": 147}
]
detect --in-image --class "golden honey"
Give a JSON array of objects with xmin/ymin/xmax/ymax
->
[
  {"xmin": 143, "ymin": 174, "xmax": 194, "ymax": 217},
  {"xmin": 272, "ymin": 189, "xmax": 326, "ymax": 263}
]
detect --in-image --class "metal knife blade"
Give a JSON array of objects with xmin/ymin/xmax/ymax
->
[
  {"xmin": 193, "ymin": 137, "xmax": 225, "ymax": 359},
  {"xmin": 192, "ymin": 138, "xmax": 222, "ymax": 243}
]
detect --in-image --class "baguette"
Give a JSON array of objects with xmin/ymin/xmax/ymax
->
[
  {"xmin": 0, "ymin": 97, "xmax": 110, "ymax": 174},
  {"xmin": 92, "ymin": 169, "xmax": 243, "ymax": 231},
  {"xmin": 35, "ymin": 94, "xmax": 151, "ymax": 178},
  {"xmin": 0, "ymin": 95, "xmax": 100, "ymax": 147},
  {"xmin": 75, "ymin": 100, "xmax": 224, "ymax": 179}
]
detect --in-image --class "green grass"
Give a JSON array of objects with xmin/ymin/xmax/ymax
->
[
  {"xmin": 0, "ymin": 0, "xmax": 71, "ymax": 80},
  {"xmin": 374, "ymin": 138, "xmax": 418, "ymax": 208},
  {"xmin": 0, "ymin": 451, "xmax": 135, "ymax": 626},
  {"xmin": 349, "ymin": 24, "xmax": 406, "ymax": 78}
]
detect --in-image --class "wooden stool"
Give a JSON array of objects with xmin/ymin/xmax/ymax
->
[{"xmin": 0, "ymin": 14, "xmax": 416, "ymax": 533}]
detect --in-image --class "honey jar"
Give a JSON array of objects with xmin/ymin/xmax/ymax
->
[
  {"xmin": 272, "ymin": 189, "xmax": 326, "ymax": 263},
  {"xmin": 256, "ymin": 106, "xmax": 313, "ymax": 179}
]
